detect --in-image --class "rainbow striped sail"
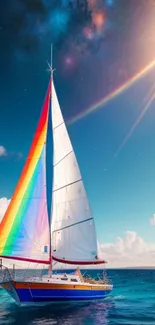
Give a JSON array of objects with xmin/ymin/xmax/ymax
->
[{"xmin": 0, "ymin": 80, "xmax": 51, "ymax": 264}]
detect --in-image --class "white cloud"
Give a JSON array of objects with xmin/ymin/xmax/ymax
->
[
  {"xmin": 16, "ymin": 152, "xmax": 23, "ymax": 160},
  {"xmin": 0, "ymin": 145, "xmax": 7, "ymax": 157},
  {"xmin": 99, "ymin": 231, "xmax": 155, "ymax": 268},
  {"xmin": 150, "ymin": 214, "xmax": 155, "ymax": 226},
  {"xmin": 0, "ymin": 197, "xmax": 10, "ymax": 222},
  {"xmin": 0, "ymin": 146, "xmax": 22, "ymax": 160}
]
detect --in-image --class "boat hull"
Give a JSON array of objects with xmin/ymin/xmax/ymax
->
[{"xmin": 2, "ymin": 280, "xmax": 112, "ymax": 304}]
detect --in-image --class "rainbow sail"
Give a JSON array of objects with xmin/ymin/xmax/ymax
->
[{"xmin": 0, "ymin": 80, "xmax": 51, "ymax": 264}]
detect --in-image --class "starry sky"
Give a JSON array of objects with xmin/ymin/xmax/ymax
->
[{"xmin": 1, "ymin": 0, "xmax": 155, "ymax": 265}]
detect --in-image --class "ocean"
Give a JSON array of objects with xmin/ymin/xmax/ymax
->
[{"xmin": 0, "ymin": 269, "xmax": 155, "ymax": 325}]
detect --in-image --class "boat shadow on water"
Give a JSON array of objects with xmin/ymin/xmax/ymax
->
[{"xmin": 1, "ymin": 298, "xmax": 115, "ymax": 325}]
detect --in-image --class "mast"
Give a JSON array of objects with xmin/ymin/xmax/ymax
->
[{"xmin": 48, "ymin": 44, "xmax": 53, "ymax": 276}]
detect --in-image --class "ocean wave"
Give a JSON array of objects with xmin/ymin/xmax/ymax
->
[{"xmin": 105, "ymin": 295, "xmax": 126, "ymax": 301}]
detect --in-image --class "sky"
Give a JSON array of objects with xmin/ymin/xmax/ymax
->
[{"xmin": 0, "ymin": 0, "xmax": 155, "ymax": 268}]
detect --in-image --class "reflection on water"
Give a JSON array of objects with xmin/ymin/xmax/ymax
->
[{"xmin": 0, "ymin": 290, "xmax": 114, "ymax": 325}]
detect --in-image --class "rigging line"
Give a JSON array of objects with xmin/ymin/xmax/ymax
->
[
  {"xmin": 52, "ymin": 217, "xmax": 93, "ymax": 233},
  {"xmin": 53, "ymin": 150, "xmax": 73, "ymax": 167},
  {"xmin": 53, "ymin": 178, "xmax": 82, "ymax": 192},
  {"xmin": 53, "ymin": 121, "xmax": 64, "ymax": 131}
]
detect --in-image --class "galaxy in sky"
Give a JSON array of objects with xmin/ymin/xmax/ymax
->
[
  {"xmin": 3, "ymin": 0, "xmax": 113, "ymax": 59},
  {"xmin": 1, "ymin": 0, "xmax": 155, "ymax": 127}
]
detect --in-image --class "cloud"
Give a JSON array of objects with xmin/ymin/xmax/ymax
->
[
  {"xmin": 0, "ymin": 197, "xmax": 10, "ymax": 222},
  {"xmin": 0, "ymin": 146, "xmax": 7, "ymax": 157},
  {"xmin": 99, "ymin": 231, "xmax": 155, "ymax": 268},
  {"xmin": 16, "ymin": 152, "xmax": 23, "ymax": 160},
  {"xmin": 10, "ymin": 151, "xmax": 23, "ymax": 160},
  {"xmin": 150, "ymin": 214, "xmax": 155, "ymax": 226},
  {"xmin": 0, "ymin": 145, "xmax": 22, "ymax": 160}
]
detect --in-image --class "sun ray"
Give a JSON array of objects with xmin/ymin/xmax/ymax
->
[
  {"xmin": 67, "ymin": 58, "xmax": 155, "ymax": 125},
  {"xmin": 114, "ymin": 91, "xmax": 155, "ymax": 157}
]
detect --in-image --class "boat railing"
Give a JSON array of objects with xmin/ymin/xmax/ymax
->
[
  {"xmin": 0, "ymin": 260, "xmax": 14, "ymax": 284},
  {"xmin": 82, "ymin": 269, "xmax": 113, "ymax": 285},
  {"xmin": 83, "ymin": 276, "xmax": 112, "ymax": 285}
]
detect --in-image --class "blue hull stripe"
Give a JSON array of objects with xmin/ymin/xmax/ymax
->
[{"xmin": 16, "ymin": 288, "xmax": 111, "ymax": 302}]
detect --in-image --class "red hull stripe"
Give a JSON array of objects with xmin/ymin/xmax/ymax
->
[
  {"xmin": 0, "ymin": 255, "xmax": 51, "ymax": 265},
  {"xmin": 52, "ymin": 256, "xmax": 106, "ymax": 265}
]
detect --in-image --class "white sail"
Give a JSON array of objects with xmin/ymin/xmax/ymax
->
[{"xmin": 51, "ymin": 80, "xmax": 101, "ymax": 265}]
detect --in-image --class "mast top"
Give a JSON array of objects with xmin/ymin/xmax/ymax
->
[{"xmin": 46, "ymin": 61, "xmax": 56, "ymax": 77}]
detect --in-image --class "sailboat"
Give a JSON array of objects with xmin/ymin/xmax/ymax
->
[{"xmin": 0, "ymin": 56, "xmax": 113, "ymax": 305}]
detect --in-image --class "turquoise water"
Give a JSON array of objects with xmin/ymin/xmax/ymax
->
[{"xmin": 0, "ymin": 269, "xmax": 155, "ymax": 325}]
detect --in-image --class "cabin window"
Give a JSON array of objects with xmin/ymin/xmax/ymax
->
[
  {"xmin": 71, "ymin": 279, "xmax": 78, "ymax": 282},
  {"xmin": 61, "ymin": 277, "xmax": 68, "ymax": 281},
  {"xmin": 44, "ymin": 246, "xmax": 48, "ymax": 253}
]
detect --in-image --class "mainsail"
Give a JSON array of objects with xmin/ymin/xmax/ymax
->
[
  {"xmin": 51, "ymin": 80, "xmax": 105, "ymax": 265},
  {"xmin": 0, "ymin": 81, "xmax": 51, "ymax": 264}
]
